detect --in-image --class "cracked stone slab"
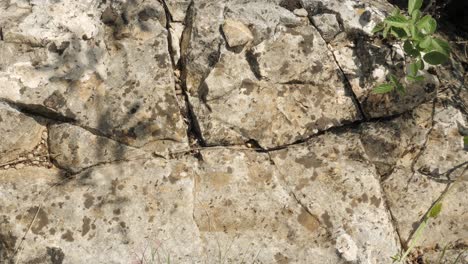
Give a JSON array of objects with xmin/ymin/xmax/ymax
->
[
  {"xmin": 182, "ymin": 0, "xmax": 300, "ymax": 94},
  {"xmin": 359, "ymin": 102, "xmax": 434, "ymax": 176},
  {"xmin": 0, "ymin": 0, "xmax": 188, "ymax": 154},
  {"xmin": 185, "ymin": 3, "xmax": 360, "ymax": 147},
  {"xmin": 270, "ymin": 131, "xmax": 401, "ymax": 263},
  {"xmin": 194, "ymin": 149, "xmax": 342, "ymax": 263},
  {"xmin": 302, "ymin": 0, "xmax": 442, "ymax": 118},
  {"xmin": 382, "ymin": 102, "xmax": 468, "ymax": 247},
  {"xmin": 0, "ymin": 103, "xmax": 46, "ymax": 164},
  {"xmin": 165, "ymin": 0, "xmax": 192, "ymax": 22},
  {"xmin": 414, "ymin": 104, "xmax": 468, "ymax": 179},
  {"xmin": 48, "ymin": 123, "xmax": 151, "ymax": 173},
  {"xmin": 0, "ymin": 159, "xmax": 203, "ymax": 264}
]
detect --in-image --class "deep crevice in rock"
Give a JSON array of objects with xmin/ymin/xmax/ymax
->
[
  {"xmin": 177, "ymin": 0, "xmax": 207, "ymax": 148},
  {"xmin": 306, "ymin": 23, "xmax": 366, "ymax": 120}
]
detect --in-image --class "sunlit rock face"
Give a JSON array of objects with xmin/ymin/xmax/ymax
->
[{"xmin": 0, "ymin": 0, "xmax": 466, "ymax": 263}]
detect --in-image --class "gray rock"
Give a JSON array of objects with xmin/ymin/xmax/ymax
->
[
  {"xmin": 195, "ymin": 149, "xmax": 342, "ymax": 263},
  {"xmin": 382, "ymin": 102, "xmax": 468, "ymax": 244},
  {"xmin": 0, "ymin": 103, "xmax": 45, "ymax": 164},
  {"xmin": 222, "ymin": 19, "xmax": 254, "ymax": 48},
  {"xmin": 311, "ymin": 13, "xmax": 341, "ymax": 42},
  {"xmin": 0, "ymin": 159, "xmax": 203, "ymax": 264},
  {"xmin": 189, "ymin": 23, "xmax": 360, "ymax": 148},
  {"xmin": 270, "ymin": 132, "xmax": 401, "ymax": 263},
  {"xmin": 0, "ymin": 0, "xmax": 188, "ymax": 154},
  {"xmin": 165, "ymin": 0, "xmax": 192, "ymax": 22},
  {"xmin": 293, "ymin": 8, "xmax": 308, "ymax": 17},
  {"xmin": 48, "ymin": 123, "xmax": 151, "ymax": 172}
]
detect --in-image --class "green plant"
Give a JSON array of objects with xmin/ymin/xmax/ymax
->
[
  {"xmin": 372, "ymin": 0, "xmax": 451, "ymax": 94},
  {"xmin": 391, "ymin": 201, "xmax": 443, "ymax": 263}
]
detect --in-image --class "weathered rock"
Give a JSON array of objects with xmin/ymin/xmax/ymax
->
[
  {"xmin": 414, "ymin": 105, "xmax": 468, "ymax": 179},
  {"xmin": 165, "ymin": 0, "xmax": 192, "ymax": 22},
  {"xmin": 169, "ymin": 22, "xmax": 184, "ymax": 65},
  {"xmin": 302, "ymin": 0, "xmax": 440, "ymax": 118},
  {"xmin": 382, "ymin": 102, "xmax": 468, "ymax": 247},
  {"xmin": 195, "ymin": 149, "xmax": 342, "ymax": 263},
  {"xmin": 270, "ymin": 131, "xmax": 401, "ymax": 263},
  {"xmin": 0, "ymin": 103, "xmax": 46, "ymax": 164},
  {"xmin": 0, "ymin": 159, "xmax": 203, "ymax": 264},
  {"xmin": 359, "ymin": 102, "xmax": 434, "ymax": 176},
  {"xmin": 187, "ymin": 14, "xmax": 360, "ymax": 147},
  {"xmin": 293, "ymin": 8, "xmax": 308, "ymax": 17},
  {"xmin": 222, "ymin": 19, "xmax": 254, "ymax": 48},
  {"xmin": 48, "ymin": 123, "xmax": 151, "ymax": 172},
  {"xmin": 311, "ymin": 13, "xmax": 341, "ymax": 42},
  {"xmin": 0, "ymin": 0, "xmax": 188, "ymax": 154},
  {"xmin": 182, "ymin": 0, "xmax": 301, "ymax": 94},
  {"xmin": 0, "ymin": 166, "xmax": 65, "ymax": 263}
]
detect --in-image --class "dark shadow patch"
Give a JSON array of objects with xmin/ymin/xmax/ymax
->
[
  {"xmin": 46, "ymin": 247, "xmax": 65, "ymax": 264},
  {"xmin": 245, "ymin": 50, "xmax": 262, "ymax": 80}
]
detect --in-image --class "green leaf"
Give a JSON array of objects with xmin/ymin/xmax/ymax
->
[
  {"xmin": 411, "ymin": 10, "xmax": 422, "ymax": 22},
  {"xmin": 389, "ymin": 74, "xmax": 405, "ymax": 95},
  {"xmin": 404, "ymin": 40, "xmax": 420, "ymax": 57},
  {"xmin": 385, "ymin": 14, "xmax": 410, "ymax": 28},
  {"xmin": 391, "ymin": 27, "xmax": 408, "ymax": 38},
  {"xmin": 408, "ymin": 62, "xmax": 419, "ymax": 76},
  {"xmin": 428, "ymin": 202, "xmax": 442, "ymax": 218},
  {"xmin": 391, "ymin": 8, "xmax": 400, "ymax": 16},
  {"xmin": 416, "ymin": 58, "xmax": 424, "ymax": 70},
  {"xmin": 389, "ymin": 74, "xmax": 399, "ymax": 85},
  {"xmin": 408, "ymin": 0, "xmax": 423, "ymax": 16},
  {"xmin": 372, "ymin": 22, "xmax": 385, "ymax": 34},
  {"xmin": 419, "ymin": 36, "xmax": 433, "ymax": 49},
  {"xmin": 429, "ymin": 38, "xmax": 451, "ymax": 56},
  {"xmin": 416, "ymin": 15, "xmax": 437, "ymax": 34},
  {"xmin": 373, "ymin": 83, "xmax": 394, "ymax": 94},
  {"xmin": 395, "ymin": 81, "xmax": 406, "ymax": 95},
  {"xmin": 424, "ymin": 51, "xmax": 449, "ymax": 65},
  {"xmin": 409, "ymin": 24, "xmax": 420, "ymax": 39},
  {"xmin": 407, "ymin": 75, "xmax": 424, "ymax": 82},
  {"xmin": 383, "ymin": 25, "xmax": 390, "ymax": 38},
  {"xmin": 464, "ymin": 136, "xmax": 468, "ymax": 148}
]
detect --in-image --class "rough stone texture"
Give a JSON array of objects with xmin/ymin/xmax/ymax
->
[
  {"xmin": 222, "ymin": 19, "xmax": 254, "ymax": 48},
  {"xmin": 165, "ymin": 0, "xmax": 192, "ymax": 22},
  {"xmin": 49, "ymin": 123, "xmax": 151, "ymax": 172},
  {"xmin": 0, "ymin": 103, "xmax": 46, "ymax": 164},
  {"xmin": 302, "ymin": 0, "xmax": 440, "ymax": 118},
  {"xmin": 0, "ymin": 159, "xmax": 203, "ymax": 264},
  {"xmin": 194, "ymin": 149, "xmax": 342, "ymax": 263},
  {"xmin": 0, "ymin": 0, "xmax": 467, "ymax": 263},
  {"xmin": 0, "ymin": 0, "xmax": 188, "ymax": 154},
  {"xmin": 185, "ymin": 2, "xmax": 360, "ymax": 147},
  {"xmin": 311, "ymin": 13, "xmax": 341, "ymax": 42},
  {"xmin": 270, "ymin": 132, "xmax": 401, "ymax": 263}
]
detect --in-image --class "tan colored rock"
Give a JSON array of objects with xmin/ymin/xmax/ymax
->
[
  {"xmin": 222, "ymin": 19, "xmax": 254, "ymax": 48},
  {"xmin": 270, "ymin": 132, "xmax": 401, "ymax": 263},
  {"xmin": 195, "ymin": 149, "xmax": 341, "ymax": 263},
  {"xmin": 0, "ymin": 159, "xmax": 203, "ymax": 264},
  {"xmin": 49, "ymin": 123, "xmax": 151, "ymax": 172},
  {"xmin": 0, "ymin": 103, "xmax": 46, "ymax": 164},
  {"xmin": 311, "ymin": 13, "xmax": 341, "ymax": 42},
  {"xmin": 0, "ymin": 0, "xmax": 188, "ymax": 154}
]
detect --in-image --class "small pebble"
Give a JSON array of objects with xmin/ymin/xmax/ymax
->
[
  {"xmin": 4, "ymin": 165, "xmax": 10, "ymax": 169},
  {"xmin": 42, "ymin": 132, "xmax": 47, "ymax": 140},
  {"xmin": 32, "ymin": 161, "xmax": 39, "ymax": 165},
  {"xmin": 27, "ymin": 153, "xmax": 34, "ymax": 159},
  {"xmin": 15, "ymin": 163, "xmax": 25, "ymax": 169},
  {"xmin": 293, "ymin": 8, "xmax": 308, "ymax": 17}
]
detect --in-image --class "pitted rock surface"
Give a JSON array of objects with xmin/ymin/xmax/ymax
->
[{"xmin": 0, "ymin": 0, "xmax": 467, "ymax": 263}]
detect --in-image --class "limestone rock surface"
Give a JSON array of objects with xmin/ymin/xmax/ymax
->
[{"xmin": 0, "ymin": 0, "xmax": 467, "ymax": 263}]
